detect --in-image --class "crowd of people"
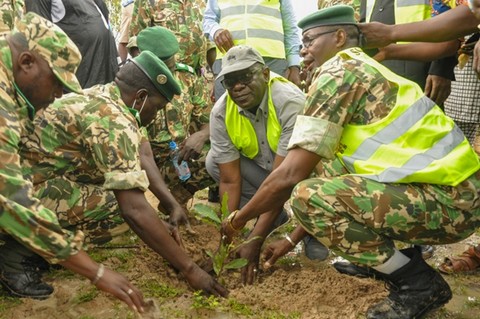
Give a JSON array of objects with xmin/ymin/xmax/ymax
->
[{"xmin": 1, "ymin": 0, "xmax": 480, "ymax": 318}]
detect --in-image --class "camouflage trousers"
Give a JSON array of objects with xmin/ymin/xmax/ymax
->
[
  {"xmin": 151, "ymin": 143, "xmax": 216, "ymax": 205},
  {"xmin": 34, "ymin": 177, "xmax": 127, "ymax": 249},
  {"xmin": 290, "ymin": 158, "xmax": 480, "ymax": 266}
]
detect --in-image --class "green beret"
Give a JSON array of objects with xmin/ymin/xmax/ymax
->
[
  {"xmin": 131, "ymin": 51, "xmax": 181, "ymax": 101},
  {"xmin": 298, "ymin": 5, "xmax": 356, "ymax": 32},
  {"xmin": 137, "ymin": 26, "xmax": 179, "ymax": 61},
  {"xmin": 13, "ymin": 12, "xmax": 82, "ymax": 94}
]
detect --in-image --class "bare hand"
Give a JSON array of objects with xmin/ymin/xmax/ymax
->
[
  {"xmin": 161, "ymin": 220, "xmax": 185, "ymax": 249},
  {"xmin": 424, "ymin": 74, "xmax": 451, "ymax": 105},
  {"xmin": 236, "ymin": 237, "xmax": 263, "ymax": 285},
  {"xmin": 214, "ymin": 29, "xmax": 235, "ymax": 53},
  {"xmin": 473, "ymin": 41, "xmax": 480, "ymax": 76},
  {"xmin": 284, "ymin": 66, "xmax": 301, "ymax": 88},
  {"xmin": 95, "ymin": 268, "xmax": 145, "ymax": 313},
  {"xmin": 178, "ymin": 132, "xmax": 207, "ymax": 162},
  {"xmin": 263, "ymin": 238, "xmax": 294, "ymax": 270},
  {"xmin": 358, "ymin": 22, "xmax": 395, "ymax": 49},
  {"xmin": 184, "ymin": 265, "xmax": 229, "ymax": 297},
  {"xmin": 168, "ymin": 205, "xmax": 190, "ymax": 228}
]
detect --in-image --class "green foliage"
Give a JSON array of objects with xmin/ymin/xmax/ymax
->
[
  {"xmin": 0, "ymin": 294, "xmax": 22, "ymax": 313},
  {"xmin": 103, "ymin": 0, "xmax": 122, "ymax": 35},
  {"xmin": 138, "ymin": 280, "xmax": 183, "ymax": 300},
  {"xmin": 191, "ymin": 291, "xmax": 221, "ymax": 310},
  {"xmin": 193, "ymin": 193, "xmax": 253, "ymax": 279},
  {"xmin": 72, "ymin": 287, "xmax": 99, "ymax": 304}
]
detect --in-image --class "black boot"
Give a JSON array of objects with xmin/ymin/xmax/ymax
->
[
  {"xmin": 0, "ymin": 237, "xmax": 54, "ymax": 300},
  {"xmin": 0, "ymin": 258, "xmax": 53, "ymax": 300},
  {"xmin": 333, "ymin": 261, "xmax": 384, "ymax": 280},
  {"xmin": 366, "ymin": 248, "xmax": 452, "ymax": 319}
]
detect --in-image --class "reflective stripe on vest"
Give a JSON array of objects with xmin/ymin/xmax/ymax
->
[
  {"xmin": 217, "ymin": 0, "xmax": 285, "ymax": 59},
  {"xmin": 225, "ymin": 74, "xmax": 287, "ymax": 159},
  {"xmin": 365, "ymin": 0, "xmax": 431, "ymax": 25},
  {"xmin": 337, "ymin": 48, "xmax": 480, "ymax": 186}
]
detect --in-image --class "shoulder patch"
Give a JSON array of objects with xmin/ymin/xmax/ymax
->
[{"xmin": 175, "ymin": 62, "xmax": 195, "ymax": 74}]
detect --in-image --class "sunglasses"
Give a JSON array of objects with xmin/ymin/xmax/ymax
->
[{"xmin": 221, "ymin": 67, "xmax": 263, "ymax": 90}]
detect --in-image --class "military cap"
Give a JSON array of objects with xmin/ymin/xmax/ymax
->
[
  {"xmin": 298, "ymin": 5, "xmax": 356, "ymax": 32},
  {"xmin": 217, "ymin": 45, "xmax": 265, "ymax": 79},
  {"xmin": 137, "ymin": 26, "xmax": 179, "ymax": 60},
  {"xmin": 13, "ymin": 12, "xmax": 83, "ymax": 94},
  {"xmin": 126, "ymin": 36, "xmax": 138, "ymax": 49},
  {"xmin": 131, "ymin": 50, "xmax": 181, "ymax": 101}
]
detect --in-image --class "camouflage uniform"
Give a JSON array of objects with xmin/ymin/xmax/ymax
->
[
  {"xmin": 129, "ymin": 0, "xmax": 208, "ymax": 70},
  {"xmin": 288, "ymin": 49, "xmax": 480, "ymax": 266},
  {"xmin": 0, "ymin": 0, "xmax": 24, "ymax": 34},
  {"xmin": 146, "ymin": 64, "xmax": 215, "ymax": 204},
  {"xmin": 317, "ymin": 0, "xmax": 361, "ymax": 21},
  {"xmin": 130, "ymin": 0, "xmax": 214, "ymax": 201},
  {"xmin": 0, "ymin": 12, "xmax": 84, "ymax": 265},
  {"xmin": 21, "ymin": 83, "xmax": 150, "ymax": 247}
]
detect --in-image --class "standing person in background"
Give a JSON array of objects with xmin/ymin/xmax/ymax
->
[
  {"xmin": 25, "ymin": 0, "xmax": 119, "ymax": 88},
  {"xmin": 360, "ymin": 0, "xmax": 458, "ymax": 107},
  {"xmin": 0, "ymin": 12, "xmax": 145, "ymax": 311},
  {"xmin": 117, "ymin": 0, "xmax": 135, "ymax": 63},
  {"xmin": 203, "ymin": 0, "xmax": 302, "ymax": 101}
]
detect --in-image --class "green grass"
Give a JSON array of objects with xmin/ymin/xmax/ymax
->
[
  {"xmin": 138, "ymin": 279, "xmax": 183, "ymax": 300},
  {"xmin": 72, "ymin": 286, "xmax": 99, "ymax": 304}
]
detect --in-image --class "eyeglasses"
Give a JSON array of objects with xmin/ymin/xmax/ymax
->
[
  {"xmin": 221, "ymin": 67, "xmax": 263, "ymax": 90},
  {"xmin": 301, "ymin": 30, "xmax": 337, "ymax": 49}
]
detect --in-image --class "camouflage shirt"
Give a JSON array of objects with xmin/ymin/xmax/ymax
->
[
  {"xmin": 0, "ymin": 0, "xmax": 24, "ymax": 34},
  {"xmin": 288, "ymin": 47, "xmax": 398, "ymax": 160},
  {"xmin": 21, "ymin": 83, "xmax": 150, "ymax": 192},
  {"xmin": 0, "ymin": 38, "xmax": 83, "ymax": 263},
  {"xmin": 146, "ymin": 65, "xmax": 211, "ymax": 163},
  {"xmin": 130, "ymin": 0, "xmax": 208, "ymax": 70}
]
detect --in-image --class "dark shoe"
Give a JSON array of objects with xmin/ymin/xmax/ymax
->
[
  {"xmin": 303, "ymin": 235, "xmax": 329, "ymax": 261},
  {"xmin": 419, "ymin": 245, "xmax": 435, "ymax": 260},
  {"xmin": 208, "ymin": 186, "xmax": 220, "ymax": 203},
  {"xmin": 366, "ymin": 248, "xmax": 452, "ymax": 319},
  {"xmin": 333, "ymin": 261, "xmax": 384, "ymax": 280},
  {"xmin": 0, "ymin": 270, "xmax": 53, "ymax": 300}
]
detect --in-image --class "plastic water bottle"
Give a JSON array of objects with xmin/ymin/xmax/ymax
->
[{"xmin": 169, "ymin": 141, "xmax": 191, "ymax": 181}]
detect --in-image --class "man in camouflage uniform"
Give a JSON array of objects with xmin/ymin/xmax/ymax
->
[
  {"xmin": 129, "ymin": 0, "xmax": 216, "ymax": 203},
  {"xmin": 0, "ymin": 12, "xmax": 145, "ymax": 309},
  {"xmin": 21, "ymin": 51, "xmax": 228, "ymax": 297},
  {"xmin": 221, "ymin": 6, "xmax": 480, "ymax": 319}
]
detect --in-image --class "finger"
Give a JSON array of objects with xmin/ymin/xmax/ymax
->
[
  {"xmin": 127, "ymin": 286, "xmax": 145, "ymax": 313},
  {"xmin": 263, "ymin": 253, "xmax": 280, "ymax": 270},
  {"xmin": 185, "ymin": 221, "xmax": 197, "ymax": 235},
  {"xmin": 214, "ymin": 281, "xmax": 229, "ymax": 298},
  {"xmin": 424, "ymin": 80, "xmax": 432, "ymax": 97}
]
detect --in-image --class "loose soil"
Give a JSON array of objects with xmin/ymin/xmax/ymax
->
[{"xmin": 1, "ymin": 190, "xmax": 479, "ymax": 319}]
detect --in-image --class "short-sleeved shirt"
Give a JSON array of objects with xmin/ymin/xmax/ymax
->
[
  {"xmin": 0, "ymin": 38, "xmax": 83, "ymax": 263},
  {"xmin": 21, "ymin": 82, "xmax": 149, "ymax": 192},
  {"xmin": 130, "ymin": 0, "xmax": 207, "ymax": 70},
  {"xmin": 209, "ymin": 75, "xmax": 305, "ymax": 172},
  {"xmin": 288, "ymin": 48, "xmax": 398, "ymax": 160}
]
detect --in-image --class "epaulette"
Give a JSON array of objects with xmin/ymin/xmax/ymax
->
[{"xmin": 175, "ymin": 62, "xmax": 195, "ymax": 74}]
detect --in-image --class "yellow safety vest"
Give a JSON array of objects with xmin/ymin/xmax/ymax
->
[
  {"xmin": 225, "ymin": 74, "xmax": 288, "ymax": 159},
  {"xmin": 365, "ymin": 0, "xmax": 431, "ymax": 25},
  {"xmin": 337, "ymin": 48, "xmax": 480, "ymax": 186},
  {"xmin": 217, "ymin": 0, "xmax": 285, "ymax": 59}
]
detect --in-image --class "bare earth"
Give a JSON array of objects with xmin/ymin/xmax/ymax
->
[{"xmin": 1, "ymin": 190, "xmax": 479, "ymax": 319}]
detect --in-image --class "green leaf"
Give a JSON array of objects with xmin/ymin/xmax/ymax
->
[
  {"xmin": 192, "ymin": 203, "xmax": 221, "ymax": 225},
  {"xmin": 224, "ymin": 258, "xmax": 248, "ymax": 270},
  {"xmin": 220, "ymin": 192, "xmax": 230, "ymax": 220}
]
